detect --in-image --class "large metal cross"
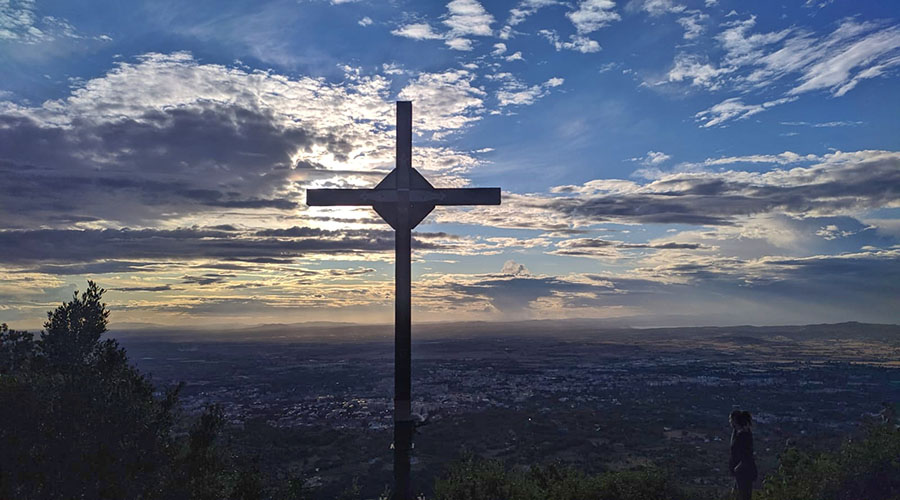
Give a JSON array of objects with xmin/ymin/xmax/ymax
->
[{"xmin": 306, "ymin": 101, "xmax": 500, "ymax": 499}]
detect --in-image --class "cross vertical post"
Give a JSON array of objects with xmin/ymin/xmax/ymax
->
[
  {"xmin": 306, "ymin": 101, "xmax": 500, "ymax": 500},
  {"xmin": 393, "ymin": 101, "xmax": 413, "ymax": 500}
]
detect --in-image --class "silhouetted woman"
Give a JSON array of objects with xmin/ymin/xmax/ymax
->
[{"xmin": 729, "ymin": 410, "xmax": 757, "ymax": 500}]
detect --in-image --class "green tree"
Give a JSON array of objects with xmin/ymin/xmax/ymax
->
[
  {"xmin": 758, "ymin": 409, "xmax": 900, "ymax": 500},
  {"xmin": 0, "ymin": 281, "xmax": 259, "ymax": 499}
]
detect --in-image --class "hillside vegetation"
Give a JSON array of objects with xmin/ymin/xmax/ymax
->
[{"xmin": 1, "ymin": 282, "xmax": 897, "ymax": 499}]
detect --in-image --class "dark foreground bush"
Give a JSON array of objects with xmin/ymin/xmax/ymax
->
[
  {"xmin": 759, "ymin": 411, "xmax": 900, "ymax": 500},
  {"xmin": 433, "ymin": 456, "xmax": 692, "ymax": 500},
  {"xmin": 0, "ymin": 282, "xmax": 260, "ymax": 500}
]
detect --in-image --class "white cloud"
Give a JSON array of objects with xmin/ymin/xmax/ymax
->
[
  {"xmin": 382, "ymin": 62, "xmax": 405, "ymax": 75},
  {"xmin": 392, "ymin": 0, "xmax": 495, "ymax": 51},
  {"xmin": 649, "ymin": 152, "xmax": 821, "ymax": 176},
  {"xmin": 450, "ymin": 149, "xmax": 900, "ymax": 230},
  {"xmin": 636, "ymin": 151, "xmax": 671, "ymax": 165},
  {"xmin": 398, "ymin": 69, "xmax": 486, "ymax": 136},
  {"xmin": 491, "ymin": 42, "xmax": 507, "ymax": 55},
  {"xmin": 505, "ymin": 51, "xmax": 524, "ymax": 61},
  {"xmin": 789, "ymin": 25, "xmax": 900, "ymax": 96},
  {"xmin": 485, "ymin": 71, "xmax": 515, "ymax": 82},
  {"xmin": 551, "ymin": 179, "xmax": 641, "ymax": 195},
  {"xmin": 507, "ymin": 0, "xmax": 558, "ymax": 27},
  {"xmin": 0, "ymin": 52, "xmax": 492, "ymax": 228},
  {"xmin": 0, "ymin": 0, "xmax": 97, "ymax": 44},
  {"xmin": 781, "ymin": 120, "xmax": 863, "ymax": 128},
  {"xmin": 677, "ymin": 11, "xmax": 708, "ymax": 40},
  {"xmin": 496, "ymin": 87, "xmax": 544, "ymax": 107},
  {"xmin": 501, "ymin": 260, "xmax": 530, "ymax": 275},
  {"xmin": 804, "ymin": 0, "xmax": 835, "ymax": 8},
  {"xmin": 816, "ymin": 224, "xmax": 855, "ymax": 240},
  {"xmin": 659, "ymin": 16, "xmax": 789, "ymax": 93},
  {"xmin": 545, "ymin": 77, "xmax": 564, "ymax": 87},
  {"xmin": 667, "ymin": 17, "xmax": 900, "ymax": 126},
  {"xmin": 537, "ymin": 29, "xmax": 560, "ymax": 46},
  {"xmin": 704, "ymin": 0, "xmax": 717, "ymax": 6},
  {"xmin": 567, "ymin": 0, "xmax": 620, "ymax": 35},
  {"xmin": 445, "ymin": 37, "xmax": 474, "ymax": 51},
  {"xmin": 443, "ymin": 0, "xmax": 494, "ymax": 37},
  {"xmin": 666, "ymin": 53, "xmax": 728, "ymax": 89},
  {"xmin": 496, "ymin": 77, "xmax": 564, "ymax": 107},
  {"xmin": 716, "ymin": 16, "xmax": 791, "ymax": 67},
  {"xmin": 695, "ymin": 96, "xmax": 797, "ymax": 127},
  {"xmin": 439, "ymin": 0, "xmax": 496, "ymax": 50},
  {"xmin": 358, "ymin": 16, "xmax": 373, "ymax": 27},
  {"xmin": 698, "ymin": 151, "xmax": 819, "ymax": 166},
  {"xmin": 391, "ymin": 23, "xmax": 443, "ymax": 40},
  {"xmin": 538, "ymin": 29, "xmax": 601, "ymax": 53},
  {"xmin": 564, "ymin": 35, "xmax": 601, "ymax": 53},
  {"xmin": 501, "ymin": 0, "xmax": 558, "ymax": 39},
  {"xmin": 5, "ymin": 52, "xmax": 384, "ymax": 130},
  {"xmin": 0, "ymin": 0, "xmax": 42, "ymax": 42},
  {"xmin": 631, "ymin": 0, "xmax": 685, "ymax": 17}
]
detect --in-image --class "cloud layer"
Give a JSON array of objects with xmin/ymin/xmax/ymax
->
[
  {"xmin": 664, "ymin": 17, "xmax": 900, "ymax": 126},
  {"xmin": 454, "ymin": 150, "xmax": 900, "ymax": 229}
]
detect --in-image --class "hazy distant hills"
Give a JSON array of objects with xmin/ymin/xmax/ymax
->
[{"xmin": 109, "ymin": 319, "xmax": 900, "ymax": 345}]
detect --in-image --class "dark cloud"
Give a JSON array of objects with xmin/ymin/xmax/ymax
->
[
  {"xmin": 446, "ymin": 276, "xmax": 598, "ymax": 312},
  {"xmin": 730, "ymin": 252, "xmax": 900, "ymax": 322},
  {"xmin": 435, "ymin": 247, "xmax": 900, "ymax": 323},
  {"xmin": 225, "ymin": 257, "xmax": 296, "ymax": 264},
  {"xmin": 254, "ymin": 227, "xmax": 333, "ymax": 237},
  {"xmin": 225, "ymin": 282, "xmax": 269, "ymax": 290},
  {"xmin": 631, "ymin": 242, "xmax": 704, "ymax": 249},
  {"xmin": 559, "ymin": 238, "xmax": 616, "ymax": 248},
  {"xmin": 15, "ymin": 260, "xmax": 157, "ymax": 275},
  {"xmin": 534, "ymin": 195, "xmax": 738, "ymax": 225},
  {"xmin": 627, "ymin": 246, "xmax": 900, "ymax": 319},
  {"xmin": 767, "ymin": 252, "xmax": 900, "ymax": 292},
  {"xmin": 153, "ymin": 297, "xmax": 282, "ymax": 316},
  {"xmin": 518, "ymin": 152, "xmax": 900, "ymax": 227},
  {"xmin": 0, "ymin": 103, "xmax": 339, "ymax": 227},
  {"xmin": 111, "ymin": 285, "xmax": 173, "ymax": 292},
  {"xmin": 327, "ymin": 268, "xmax": 376, "ymax": 276},
  {"xmin": 549, "ymin": 237, "xmax": 706, "ymax": 257},
  {"xmin": 0, "ymin": 227, "xmax": 452, "ymax": 268},
  {"xmin": 192, "ymin": 197, "xmax": 298, "ymax": 210},
  {"xmin": 306, "ymin": 215, "xmax": 381, "ymax": 225},
  {"xmin": 254, "ymin": 226, "xmax": 453, "ymax": 248},
  {"xmin": 182, "ymin": 273, "xmax": 232, "ymax": 286},
  {"xmin": 435, "ymin": 271, "xmax": 699, "ymax": 315}
]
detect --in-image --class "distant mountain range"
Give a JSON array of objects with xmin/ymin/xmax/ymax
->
[{"xmin": 108, "ymin": 319, "xmax": 900, "ymax": 344}]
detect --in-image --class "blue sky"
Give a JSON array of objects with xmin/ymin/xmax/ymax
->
[{"xmin": 1, "ymin": 0, "xmax": 899, "ymax": 328}]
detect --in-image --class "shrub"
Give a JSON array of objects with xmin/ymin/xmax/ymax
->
[
  {"xmin": 0, "ymin": 281, "xmax": 259, "ymax": 499},
  {"xmin": 433, "ymin": 455, "xmax": 691, "ymax": 500},
  {"xmin": 758, "ymin": 409, "xmax": 900, "ymax": 500}
]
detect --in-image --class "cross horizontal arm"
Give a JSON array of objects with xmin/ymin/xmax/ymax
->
[
  {"xmin": 432, "ymin": 188, "xmax": 501, "ymax": 206},
  {"xmin": 306, "ymin": 189, "xmax": 377, "ymax": 206},
  {"xmin": 307, "ymin": 187, "xmax": 501, "ymax": 207}
]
